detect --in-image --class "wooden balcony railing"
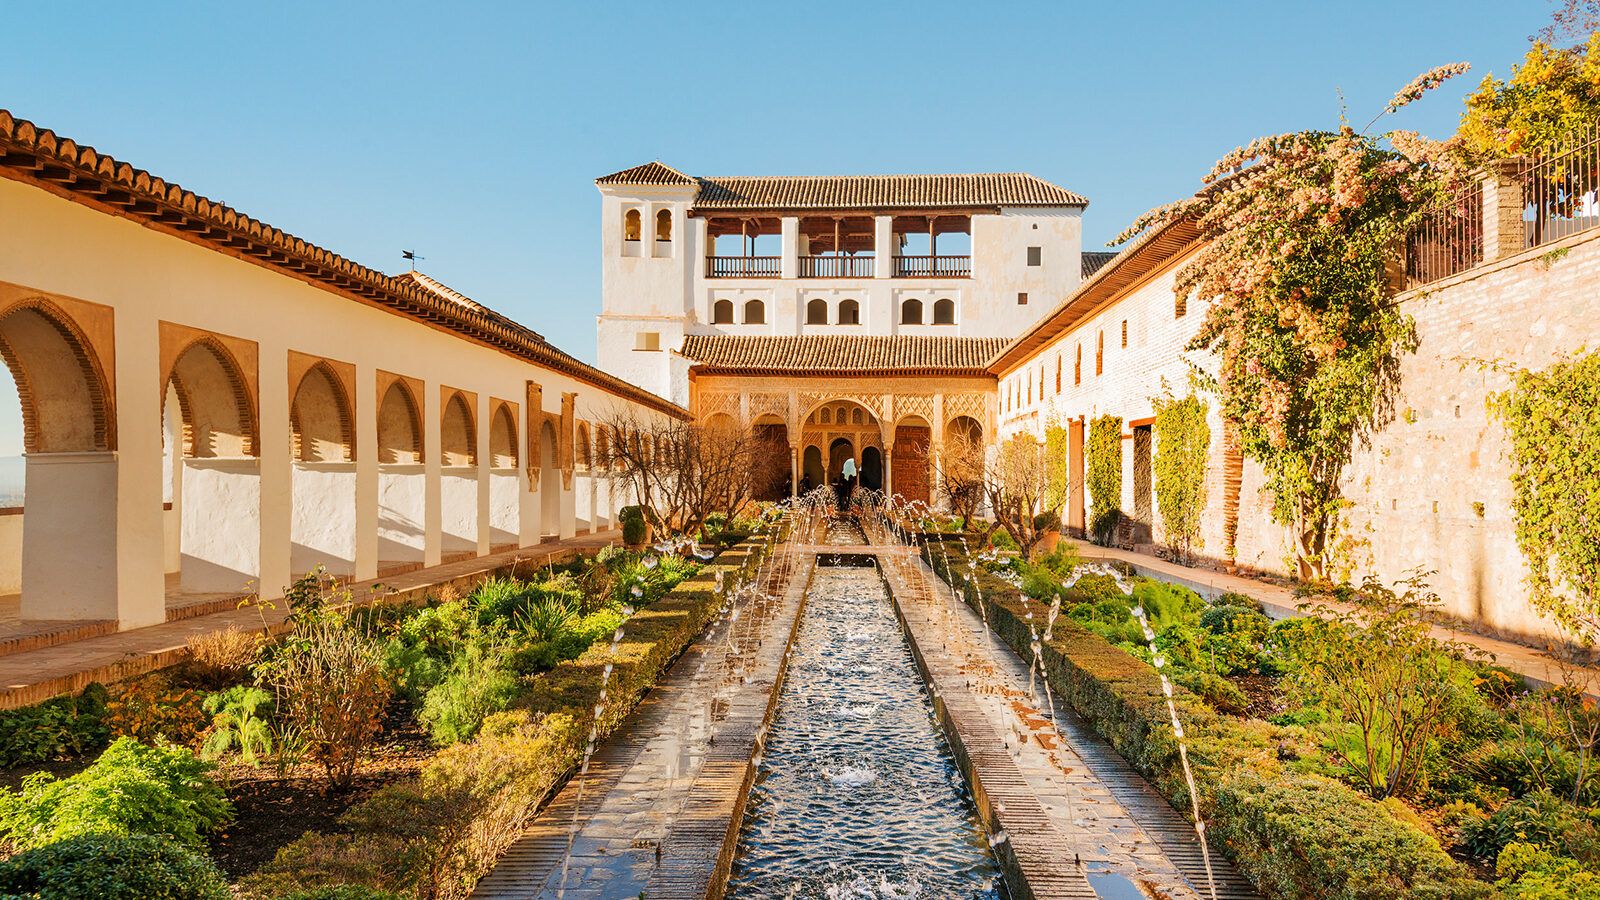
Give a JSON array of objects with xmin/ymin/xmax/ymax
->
[
  {"xmin": 706, "ymin": 256, "xmax": 780, "ymax": 278},
  {"xmin": 893, "ymin": 255, "xmax": 971, "ymax": 278},
  {"xmin": 799, "ymin": 255, "xmax": 875, "ymax": 278}
]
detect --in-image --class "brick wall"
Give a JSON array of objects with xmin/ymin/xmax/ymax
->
[{"xmin": 998, "ymin": 228, "xmax": 1600, "ymax": 645}]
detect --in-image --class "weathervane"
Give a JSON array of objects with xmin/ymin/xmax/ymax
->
[{"xmin": 402, "ymin": 249, "xmax": 424, "ymax": 271}]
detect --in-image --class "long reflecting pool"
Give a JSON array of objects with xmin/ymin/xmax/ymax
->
[{"xmin": 727, "ymin": 554, "xmax": 1006, "ymax": 899}]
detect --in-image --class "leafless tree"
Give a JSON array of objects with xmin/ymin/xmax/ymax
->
[
  {"xmin": 982, "ymin": 433, "xmax": 1063, "ymax": 557},
  {"xmin": 1536, "ymin": 0, "xmax": 1600, "ymax": 44},
  {"xmin": 934, "ymin": 432, "xmax": 986, "ymax": 529},
  {"xmin": 600, "ymin": 408, "xmax": 760, "ymax": 537}
]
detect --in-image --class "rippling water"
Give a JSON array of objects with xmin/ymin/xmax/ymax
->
[{"xmin": 726, "ymin": 560, "xmax": 1006, "ymax": 899}]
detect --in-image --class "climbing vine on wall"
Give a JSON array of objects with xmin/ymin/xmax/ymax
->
[
  {"xmin": 1043, "ymin": 419, "xmax": 1069, "ymax": 518},
  {"xmin": 1113, "ymin": 65, "xmax": 1473, "ymax": 582},
  {"xmin": 1087, "ymin": 414, "xmax": 1122, "ymax": 545},
  {"xmin": 1153, "ymin": 390, "xmax": 1211, "ymax": 562},
  {"xmin": 1492, "ymin": 349, "xmax": 1600, "ymax": 643}
]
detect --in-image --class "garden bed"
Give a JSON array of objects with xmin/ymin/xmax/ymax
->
[{"xmin": 921, "ymin": 539, "xmax": 1597, "ymax": 899}]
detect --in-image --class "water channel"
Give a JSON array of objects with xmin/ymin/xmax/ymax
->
[{"xmin": 726, "ymin": 524, "xmax": 1006, "ymax": 899}]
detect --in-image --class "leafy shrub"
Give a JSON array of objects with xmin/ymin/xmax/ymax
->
[
  {"xmin": 199, "ymin": 685, "xmax": 273, "ymax": 766},
  {"xmin": 1462, "ymin": 790, "xmax": 1600, "ymax": 863},
  {"xmin": 420, "ymin": 644, "xmax": 521, "ymax": 746},
  {"xmin": 184, "ymin": 626, "xmax": 262, "ymax": 688},
  {"xmin": 619, "ymin": 505, "xmax": 647, "ymax": 545},
  {"xmin": 258, "ymin": 615, "xmax": 393, "ymax": 788},
  {"xmin": 1087, "ymin": 414, "xmax": 1122, "ymax": 545},
  {"xmin": 0, "ymin": 832, "xmax": 230, "ymax": 900},
  {"xmin": 518, "ymin": 595, "xmax": 576, "ymax": 644},
  {"xmin": 281, "ymin": 888, "xmax": 408, "ymax": 900},
  {"xmin": 0, "ymin": 684, "xmax": 108, "ymax": 768},
  {"xmin": 1172, "ymin": 669, "xmax": 1250, "ymax": 714},
  {"xmin": 1495, "ymin": 841, "xmax": 1600, "ymax": 899},
  {"xmin": 0, "ymin": 738, "xmax": 231, "ymax": 850},
  {"xmin": 104, "ymin": 678, "xmax": 207, "ymax": 746}
]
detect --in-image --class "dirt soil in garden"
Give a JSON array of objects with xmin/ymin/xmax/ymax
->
[
  {"xmin": 1229, "ymin": 673, "xmax": 1286, "ymax": 720},
  {"xmin": 208, "ymin": 700, "xmax": 434, "ymax": 879}
]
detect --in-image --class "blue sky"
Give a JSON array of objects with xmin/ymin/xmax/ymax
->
[{"xmin": 0, "ymin": 1, "xmax": 1545, "ymax": 456}]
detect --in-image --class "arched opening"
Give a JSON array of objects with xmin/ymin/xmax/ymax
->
[
  {"xmin": 713, "ymin": 299, "xmax": 735, "ymax": 325},
  {"xmin": 838, "ymin": 298, "xmax": 860, "ymax": 325},
  {"xmin": 0, "ymin": 300, "xmax": 118, "ymax": 622},
  {"xmin": 439, "ymin": 391, "xmax": 478, "ymax": 562},
  {"xmin": 623, "ymin": 208, "xmax": 642, "ymax": 242},
  {"xmin": 539, "ymin": 420, "xmax": 560, "ymax": 541},
  {"xmin": 290, "ymin": 363, "xmax": 356, "ymax": 577},
  {"xmin": 801, "ymin": 445, "xmax": 824, "ymax": 494},
  {"xmin": 806, "ymin": 298, "xmax": 828, "ymax": 325},
  {"xmin": 751, "ymin": 419, "xmax": 790, "ymax": 501},
  {"xmin": 655, "ymin": 209, "xmax": 672, "ymax": 241},
  {"xmin": 901, "ymin": 298, "xmax": 923, "ymax": 325},
  {"xmin": 743, "ymin": 299, "xmax": 766, "ymax": 325},
  {"xmin": 860, "ymin": 445, "xmax": 883, "ymax": 491},
  {"xmin": 933, "ymin": 298, "xmax": 956, "ymax": 325},
  {"xmin": 376, "ymin": 378, "xmax": 425, "ymax": 576},
  {"xmin": 488, "ymin": 404, "xmax": 520, "ymax": 551},
  {"xmin": 827, "ymin": 438, "xmax": 855, "ymax": 501},
  {"xmin": 165, "ymin": 338, "xmax": 260, "ymax": 600},
  {"xmin": 574, "ymin": 422, "xmax": 595, "ymax": 535}
]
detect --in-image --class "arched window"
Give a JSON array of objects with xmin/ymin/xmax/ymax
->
[
  {"xmin": 1075, "ymin": 344, "xmax": 1083, "ymax": 385},
  {"xmin": 655, "ymin": 209, "xmax": 672, "ymax": 241},
  {"xmin": 1096, "ymin": 331, "xmax": 1105, "ymax": 375},
  {"xmin": 932, "ymin": 298, "xmax": 955, "ymax": 325},
  {"xmin": 713, "ymin": 299, "xmax": 735, "ymax": 324},
  {"xmin": 623, "ymin": 208, "xmax": 641, "ymax": 242},
  {"xmin": 1055, "ymin": 354, "xmax": 1062, "ymax": 393},
  {"xmin": 743, "ymin": 299, "xmax": 766, "ymax": 324},
  {"xmin": 838, "ymin": 299, "xmax": 860, "ymax": 325},
  {"xmin": 901, "ymin": 298, "xmax": 923, "ymax": 325},
  {"xmin": 806, "ymin": 298, "xmax": 828, "ymax": 325},
  {"xmin": 819, "ymin": 408, "xmax": 832, "ymax": 424}
]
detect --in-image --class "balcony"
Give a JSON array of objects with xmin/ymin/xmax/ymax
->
[
  {"xmin": 893, "ymin": 255, "xmax": 971, "ymax": 278},
  {"xmin": 799, "ymin": 255, "xmax": 874, "ymax": 278},
  {"xmin": 707, "ymin": 256, "xmax": 780, "ymax": 278}
]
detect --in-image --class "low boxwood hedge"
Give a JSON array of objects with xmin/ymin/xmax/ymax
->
[
  {"xmin": 244, "ymin": 532, "xmax": 780, "ymax": 899},
  {"xmin": 923, "ymin": 543, "xmax": 1490, "ymax": 900}
]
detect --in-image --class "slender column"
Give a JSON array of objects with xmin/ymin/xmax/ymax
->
[
  {"xmin": 475, "ymin": 392, "xmax": 491, "ymax": 556},
  {"xmin": 109, "ymin": 314, "xmax": 165, "ymax": 626},
  {"xmin": 518, "ymin": 401, "xmax": 540, "ymax": 547},
  {"xmin": 874, "ymin": 215, "xmax": 893, "ymax": 279},
  {"xmin": 422, "ymin": 382, "xmax": 442, "ymax": 567},
  {"xmin": 790, "ymin": 444, "xmax": 800, "ymax": 499},
  {"xmin": 354, "ymin": 364, "xmax": 378, "ymax": 580}
]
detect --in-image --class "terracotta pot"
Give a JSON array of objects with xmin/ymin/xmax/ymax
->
[{"xmin": 1038, "ymin": 530, "xmax": 1062, "ymax": 553}]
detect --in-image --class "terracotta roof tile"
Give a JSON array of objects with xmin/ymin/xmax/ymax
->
[
  {"xmin": 690, "ymin": 173, "xmax": 1086, "ymax": 212},
  {"xmin": 0, "ymin": 108, "xmax": 685, "ymax": 418},
  {"xmin": 679, "ymin": 334, "xmax": 1006, "ymax": 376},
  {"xmin": 1081, "ymin": 250, "xmax": 1119, "ymax": 278},
  {"xmin": 595, "ymin": 161, "xmax": 697, "ymax": 185}
]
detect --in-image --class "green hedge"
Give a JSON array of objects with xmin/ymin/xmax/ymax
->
[
  {"xmin": 244, "ymin": 531, "xmax": 780, "ymax": 899},
  {"xmin": 923, "ymin": 543, "xmax": 1490, "ymax": 900}
]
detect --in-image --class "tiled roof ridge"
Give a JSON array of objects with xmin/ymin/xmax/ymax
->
[
  {"xmin": 700, "ymin": 170, "xmax": 1044, "ymax": 181},
  {"xmin": 680, "ymin": 334, "xmax": 1007, "ymax": 375},
  {"xmin": 595, "ymin": 161, "xmax": 696, "ymax": 185},
  {"xmin": 0, "ymin": 108, "xmax": 685, "ymax": 418}
]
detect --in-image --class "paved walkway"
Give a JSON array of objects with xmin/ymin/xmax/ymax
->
[
  {"xmin": 877, "ymin": 538, "xmax": 1258, "ymax": 900},
  {"xmin": 472, "ymin": 531, "xmax": 814, "ymax": 900},
  {"xmin": 0, "ymin": 532, "xmax": 620, "ymax": 709},
  {"xmin": 1068, "ymin": 540, "xmax": 1600, "ymax": 698}
]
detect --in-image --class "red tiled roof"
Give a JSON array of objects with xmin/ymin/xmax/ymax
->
[
  {"xmin": 595, "ymin": 161, "xmax": 697, "ymax": 186},
  {"xmin": 0, "ymin": 108, "xmax": 687, "ymax": 418},
  {"xmin": 680, "ymin": 335, "xmax": 1006, "ymax": 376},
  {"xmin": 691, "ymin": 173, "xmax": 1087, "ymax": 211},
  {"xmin": 1081, "ymin": 250, "xmax": 1119, "ymax": 278}
]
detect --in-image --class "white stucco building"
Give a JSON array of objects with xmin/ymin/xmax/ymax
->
[{"xmin": 594, "ymin": 163, "xmax": 1108, "ymax": 405}]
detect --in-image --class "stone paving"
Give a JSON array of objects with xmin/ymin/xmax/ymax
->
[
  {"xmin": 0, "ymin": 532, "xmax": 620, "ymax": 709},
  {"xmin": 472, "ymin": 531, "xmax": 815, "ymax": 900},
  {"xmin": 1070, "ymin": 540, "xmax": 1600, "ymax": 699}
]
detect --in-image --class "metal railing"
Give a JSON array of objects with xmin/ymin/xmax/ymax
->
[
  {"xmin": 1404, "ymin": 181, "xmax": 1484, "ymax": 289},
  {"xmin": 1404, "ymin": 120, "xmax": 1600, "ymax": 288},
  {"xmin": 799, "ymin": 255, "xmax": 875, "ymax": 278},
  {"xmin": 893, "ymin": 255, "xmax": 971, "ymax": 277},
  {"xmin": 706, "ymin": 256, "xmax": 780, "ymax": 278}
]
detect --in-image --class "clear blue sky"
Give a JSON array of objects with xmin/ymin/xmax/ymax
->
[{"xmin": 0, "ymin": 1, "xmax": 1545, "ymax": 456}]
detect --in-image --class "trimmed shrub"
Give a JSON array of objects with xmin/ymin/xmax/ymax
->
[
  {"xmin": 1495, "ymin": 841, "xmax": 1600, "ymax": 899},
  {"xmin": 0, "ymin": 738, "xmax": 231, "ymax": 851},
  {"xmin": 925, "ymin": 543, "xmax": 1488, "ymax": 900},
  {"xmin": 0, "ymin": 832, "xmax": 230, "ymax": 900},
  {"xmin": 619, "ymin": 505, "xmax": 647, "ymax": 545}
]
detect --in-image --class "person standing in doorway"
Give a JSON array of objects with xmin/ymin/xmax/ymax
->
[{"xmin": 840, "ymin": 455, "xmax": 857, "ymax": 507}]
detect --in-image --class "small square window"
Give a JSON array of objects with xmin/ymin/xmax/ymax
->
[
  {"xmin": 1026, "ymin": 246, "xmax": 1042, "ymax": 267},
  {"xmin": 1017, "ymin": 292, "xmax": 1028, "ymax": 305},
  {"xmin": 635, "ymin": 332, "xmax": 661, "ymax": 351}
]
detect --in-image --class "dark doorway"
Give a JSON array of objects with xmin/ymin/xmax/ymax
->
[{"xmin": 860, "ymin": 446, "xmax": 883, "ymax": 490}]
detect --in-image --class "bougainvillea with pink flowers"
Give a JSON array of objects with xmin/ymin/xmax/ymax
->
[{"xmin": 1114, "ymin": 65, "xmax": 1474, "ymax": 581}]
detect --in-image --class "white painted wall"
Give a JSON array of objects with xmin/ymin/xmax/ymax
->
[
  {"xmin": 181, "ymin": 459, "xmax": 261, "ymax": 595},
  {"xmin": 377, "ymin": 466, "xmax": 426, "ymax": 565},
  {"xmin": 290, "ymin": 463, "xmax": 357, "ymax": 577}
]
